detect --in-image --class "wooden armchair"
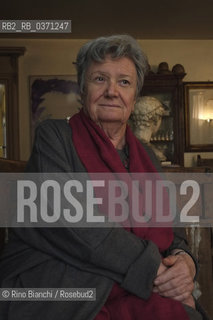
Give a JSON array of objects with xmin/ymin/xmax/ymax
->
[
  {"xmin": 0, "ymin": 158, "xmax": 27, "ymax": 253},
  {"xmin": 0, "ymin": 158, "xmax": 26, "ymax": 173}
]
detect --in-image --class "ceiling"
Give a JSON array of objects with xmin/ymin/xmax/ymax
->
[{"xmin": 1, "ymin": 0, "xmax": 213, "ymax": 39}]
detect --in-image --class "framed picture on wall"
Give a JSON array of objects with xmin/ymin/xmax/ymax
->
[
  {"xmin": 184, "ymin": 82, "xmax": 213, "ymax": 151},
  {"xmin": 29, "ymin": 75, "xmax": 81, "ymax": 142}
]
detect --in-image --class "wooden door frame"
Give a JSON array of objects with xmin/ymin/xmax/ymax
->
[{"xmin": 0, "ymin": 47, "xmax": 26, "ymax": 159}]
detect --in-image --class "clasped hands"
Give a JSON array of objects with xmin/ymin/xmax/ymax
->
[{"xmin": 153, "ymin": 250, "xmax": 196, "ymax": 308}]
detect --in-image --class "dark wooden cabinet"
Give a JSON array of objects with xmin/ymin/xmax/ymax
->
[{"xmin": 142, "ymin": 63, "xmax": 186, "ymax": 166}]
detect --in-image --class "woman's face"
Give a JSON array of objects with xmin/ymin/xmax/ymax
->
[{"xmin": 82, "ymin": 56, "xmax": 137, "ymax": 125}]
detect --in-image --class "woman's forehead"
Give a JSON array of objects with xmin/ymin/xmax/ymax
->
[{"xmin": 86, "ymin": 56, "xmax": 137, "ymax": 77}]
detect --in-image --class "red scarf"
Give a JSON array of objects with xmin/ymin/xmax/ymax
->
[{"xmin": 69, "ymin": 109, "xmax": 189, "ymax": 320}]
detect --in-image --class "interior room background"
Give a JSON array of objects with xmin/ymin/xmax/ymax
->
[{"xmin": 0, "ymin": 38, "xmax": 213, "ymax": 165}]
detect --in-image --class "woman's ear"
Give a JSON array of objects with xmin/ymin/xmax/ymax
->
[
  {"xmin": 132, "ymin": 97, "xmax": 138, "ymax": 112},
  {"xmin": 80, "ymin": 92, "xmax": 86, "ymax": 106},
  {"xmin": 131, "ymin": 103, "xmax": 135, "ymax": 113}
]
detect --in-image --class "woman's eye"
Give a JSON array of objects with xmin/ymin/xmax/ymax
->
[
  {"xmin": 120, "ymin": 79, "xmax": 130, "ymax": 86},
  {"xmin": 95, "ymin": 76, "xmax": 105, "ymax": 82}
]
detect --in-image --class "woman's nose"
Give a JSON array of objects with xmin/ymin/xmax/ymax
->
[{"xmin": 105, "ymin": 80, "xmax": 119, "ymax": 97}]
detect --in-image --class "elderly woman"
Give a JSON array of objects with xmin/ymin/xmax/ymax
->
[{"xmin": 0, "ymin": 35, "xmax": 206, "ymax": 320}]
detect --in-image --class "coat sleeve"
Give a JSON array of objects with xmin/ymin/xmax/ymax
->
[{"xmin": 14, "ymin": 119, "xmax": 162, "ymax": 300}]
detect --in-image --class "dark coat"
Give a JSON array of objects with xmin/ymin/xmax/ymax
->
[{"xmin": 0, "ymin": 119, "xmax": 202, "ymax": 320}]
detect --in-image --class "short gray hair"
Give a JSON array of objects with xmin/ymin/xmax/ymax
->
[{"xmin": 76, "ymin": 34, "xmax": 149, "ymax": 98}]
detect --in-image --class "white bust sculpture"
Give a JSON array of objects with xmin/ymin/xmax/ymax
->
[{"xmin": 130, "ymin": 96, "xmax": 166, "ymax": 161}]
